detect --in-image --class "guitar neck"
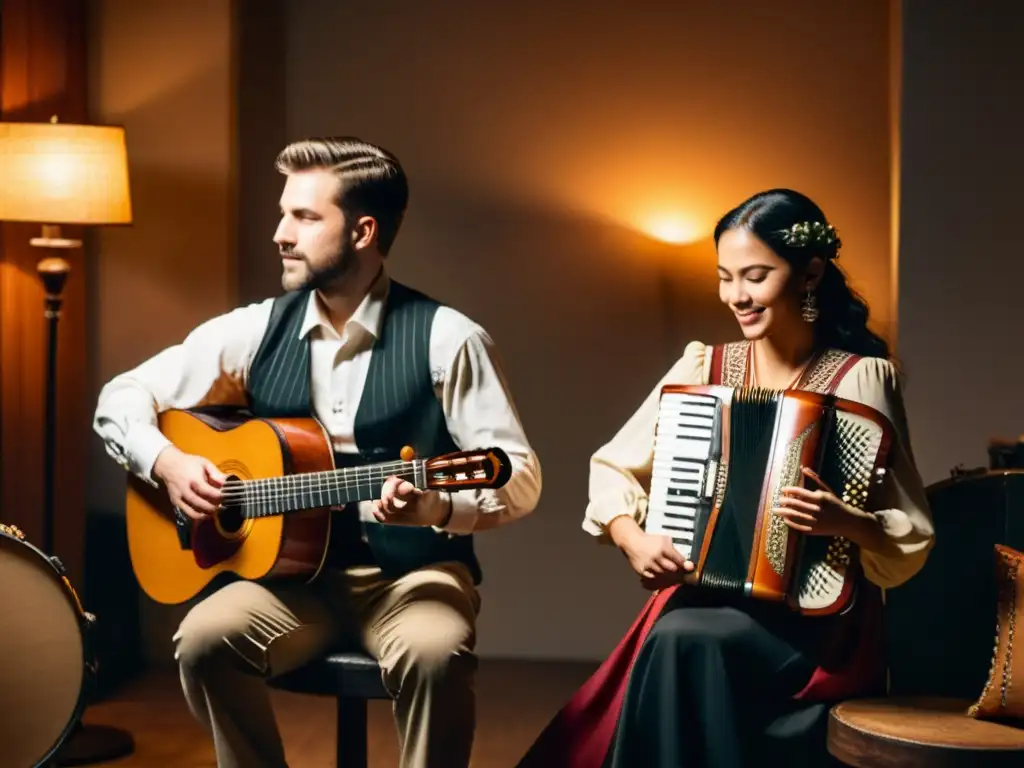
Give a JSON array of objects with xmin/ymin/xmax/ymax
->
[{"xmin": 225, "ymin": 458, "xmax": 425, "ymax": 519}]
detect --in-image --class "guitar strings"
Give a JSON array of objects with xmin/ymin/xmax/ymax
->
[
  {"xmin": 220, "ymin": 473, "xmax": 420, "ymax": 503},
  {"xmin": 221, "ymin": 470, "xmax": 429, "ymax": 517},
  {"xmin": 217, "ymin": 460, "xmax": 424, "ymax": 506},
  {"xmin": 218, "ymin": 462, "xmax": 415, "ymax": 496}
]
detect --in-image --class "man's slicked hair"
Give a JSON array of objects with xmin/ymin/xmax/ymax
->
[{"xmin": 276, "ymin": 137, "xmax": 408, "ymax": 255}]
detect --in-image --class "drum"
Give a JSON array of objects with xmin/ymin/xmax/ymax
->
[{"xmin": 0, "ymin": 523, "xmax": 95, "ymax": 768}]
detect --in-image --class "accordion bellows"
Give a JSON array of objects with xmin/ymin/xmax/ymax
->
[{"xmin": 969, "ymin": 544, "xmax": 1024, "ymax": 723}]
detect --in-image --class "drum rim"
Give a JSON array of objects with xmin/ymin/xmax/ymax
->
[{"xmin": 1, "ymin": 528, "xmax": 92, "ymax": 768}]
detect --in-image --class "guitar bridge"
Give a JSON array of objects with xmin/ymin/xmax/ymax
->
[{"xmin": 173, "ymin": 507, "xmax": 193, "ymax": 550}]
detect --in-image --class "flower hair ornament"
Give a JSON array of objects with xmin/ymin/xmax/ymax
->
[
  {"xmin": 778, "ymin": 220, "xmax": 842, "ymax": 259},
  {"xmin": 776, "ymin": 220, "xmax": 841, "ymax": 323}
]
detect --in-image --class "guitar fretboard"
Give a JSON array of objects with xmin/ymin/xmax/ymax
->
[{"xmin": 219, "ymin": 459, "xmax": 426, "ymax": 518}]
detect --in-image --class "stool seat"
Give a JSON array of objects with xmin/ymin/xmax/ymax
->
[
  {"xmin": 270, "ymin": 651, "xmax": 390, "ymax": 700},
  {"xmin": 828, "ymin": 696, "xmax": 1024, "ymax": 767},
  {"xmin": 268, "ymin": 650, "xmax": 390, "ymax": 768}
]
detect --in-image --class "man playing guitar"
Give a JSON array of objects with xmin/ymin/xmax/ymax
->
[{"xmin": 94, "ymin": 137, "xmax": 541, "ymax": 768}]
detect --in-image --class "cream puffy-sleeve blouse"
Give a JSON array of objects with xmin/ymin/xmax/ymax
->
[{"xmin": 582, "ymin": 341, "xmax": 935, "ymax": 589}]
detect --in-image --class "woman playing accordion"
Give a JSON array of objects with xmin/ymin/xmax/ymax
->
[{"xmin": 517, "ymin": 189, "xmax": 934, "ymax": 768}]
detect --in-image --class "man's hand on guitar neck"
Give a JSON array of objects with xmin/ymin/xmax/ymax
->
[
  {"xmin": 152, "ymin": 445, "xmax": 227, "ymax": 521},
  {"xmin": 372, "ymin": 475, "xmax": 454, "ymax": 529}
]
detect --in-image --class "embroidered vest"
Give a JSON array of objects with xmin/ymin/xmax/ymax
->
[
  {"xmin": 246, "ymin": 280, "xmax": 482, "ymax": 584},
  {"xmin": 709, "ymin": 339, "xmax": 862, "ymax": 393}
]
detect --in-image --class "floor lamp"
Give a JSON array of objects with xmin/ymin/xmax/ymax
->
[{"xmin": 0, "ymin": 118, "xmax": 136, "ymax": 764}]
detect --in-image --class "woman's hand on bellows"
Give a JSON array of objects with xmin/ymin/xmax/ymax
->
[{"xmin": 775, "ymin": 466, "xmax": 865, "ymax": 538}]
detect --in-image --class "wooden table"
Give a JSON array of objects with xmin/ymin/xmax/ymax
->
[{"xmin": 828, "ymin": 697, "xmax": 1024, "ymax": 767}]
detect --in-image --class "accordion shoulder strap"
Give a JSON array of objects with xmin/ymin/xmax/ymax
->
[
  {"xmin": 708, "ymin": 341, "xmax": 750, "ymax": 387},
  {"xmin": 816, "ymin": 350, "xmax": 863, "ymax": 395},
  {"xmin": 709, "ymin": 341, "xmax": 862, "ymax": 394}
]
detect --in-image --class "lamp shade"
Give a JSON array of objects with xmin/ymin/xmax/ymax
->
[{"xmin": 0, "ymin": 121, "xmax": 132, "ymax": 225}]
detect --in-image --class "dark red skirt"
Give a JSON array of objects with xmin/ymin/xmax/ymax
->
[{"xmin": 514, "ymin": 583, "xmax": 885, "ymax": 768}]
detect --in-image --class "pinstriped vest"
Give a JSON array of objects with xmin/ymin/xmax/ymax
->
[{"xmin": 245, "ymin": 280, "xmax": 482, "ymax": 584}]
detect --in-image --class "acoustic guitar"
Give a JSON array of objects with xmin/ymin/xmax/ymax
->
[{"xmin": 125, "ymin": 408, "xmax": 511, "ymax": 605}]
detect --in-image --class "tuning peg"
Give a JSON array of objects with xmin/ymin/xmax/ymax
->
[{"xmin": 400, "ymin": 445, "xmax": 415, "ymax": 462}]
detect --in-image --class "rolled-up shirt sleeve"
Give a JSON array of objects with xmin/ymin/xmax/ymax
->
[
  {"xmin": 430, "ymin": 313, "xmax": 541, "ymax": 535},
  {"xmin": 93, "ymin": 300, "xmax": 272, "ymax": 484},
  {"xmin": 834, "ymin": 357, "xmax": 935, "ymax": 588}
]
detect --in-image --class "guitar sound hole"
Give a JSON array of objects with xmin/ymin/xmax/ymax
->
[{"xmin": 217, "ymin": 504, "xmax": 244, "ymax": 534}]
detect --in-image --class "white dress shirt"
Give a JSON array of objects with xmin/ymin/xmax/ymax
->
[{"xmin": 93, "ymin": 270, "xmax": 542, "ymax": 535}]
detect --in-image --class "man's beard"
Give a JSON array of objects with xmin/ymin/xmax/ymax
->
[{"xmin": 281, "ymin": 239, "xmax": 358, "ymax": 292}]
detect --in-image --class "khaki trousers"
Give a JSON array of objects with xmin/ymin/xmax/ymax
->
[{"xmin": 172, "ymin": 562, "xmax": 480, "ymax": 768}]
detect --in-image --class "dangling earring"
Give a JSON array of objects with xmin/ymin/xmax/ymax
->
[{"xmin": 801, "ymin": 289, "xmax": 819, "ymax": 323}]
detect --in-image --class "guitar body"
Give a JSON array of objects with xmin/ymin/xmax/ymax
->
[{"xmin": 126, "ymin": 409, "xmax": 334, "ymax": 605}]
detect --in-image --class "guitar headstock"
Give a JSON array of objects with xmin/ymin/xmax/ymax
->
[{"xmin": 423, "ymin": 447, "xmax": 513, "ymax": 490}]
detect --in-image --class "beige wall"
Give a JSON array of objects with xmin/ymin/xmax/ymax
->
[
  {"xmin": 87, "ymin": 0, "xmax": 235, "ymax": 662},
  {"xmin": 87, "ymin": 0, "xmax": 895, "ymax": 663},
  {"xmin": 282, "ymin": 0, "xmax": 894, "ymax": 660},
  {"xmin": 897, "ymin": 1, "xmax": 1024, "ymax": 482}
]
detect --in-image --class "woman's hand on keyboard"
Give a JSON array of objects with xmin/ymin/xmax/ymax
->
[{"xmin": 624, "ymin": 532, "xmax": 695, "ymax": 590}]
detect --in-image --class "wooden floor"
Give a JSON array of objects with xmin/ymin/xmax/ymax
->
[{"xmin": 77, "ymin": 659, "xmax": 595, "ymax": 767}]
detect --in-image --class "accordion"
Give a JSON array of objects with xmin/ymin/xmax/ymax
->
[{"xmin": 646, "ymin": 384, "xmax": 896, "ymax": 615}]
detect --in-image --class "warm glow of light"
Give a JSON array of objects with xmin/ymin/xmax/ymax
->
[
  {"xmin": 640, "ymin": 213, "xmax": 704, "ymax": 245},
  {"xmin": 0, "ymin": 121, "xmax": 133, "ymax": 225}
]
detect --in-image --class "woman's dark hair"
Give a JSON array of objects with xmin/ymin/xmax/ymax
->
[{"xmin": 713, "ymin": 188, "xmax": 891, "ymax": 360}]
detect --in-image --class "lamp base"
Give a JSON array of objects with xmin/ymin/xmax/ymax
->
[{"xmin": 54, "ymin": 722, "xmax": 135, "ymax": 766}]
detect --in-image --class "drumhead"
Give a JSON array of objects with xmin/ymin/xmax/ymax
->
[{"xmin": 0, "ymin": 533, "xmax": 86, "ymax": 768}]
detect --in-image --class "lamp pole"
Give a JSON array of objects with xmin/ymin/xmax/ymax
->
[{"xmin": 36, "ymin": 247, "xmax": 72, "ymax": 555}]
